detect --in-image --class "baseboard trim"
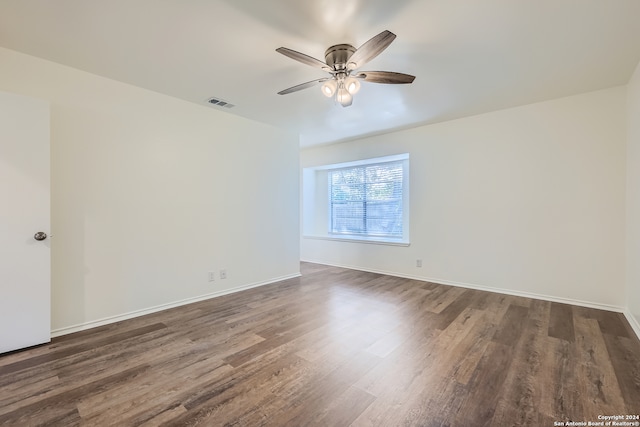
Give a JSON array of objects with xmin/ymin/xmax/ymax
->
[
  {"xmin": 51, "ymin": 272, "xmax": 301, "ymax": 338},
  {"xmin": 624, "ymin": 310, "xmax": 640, "ymax": 340},
  {"xmin": 301, "ymin": 259, "xmax": 625, "ymax": 314}
]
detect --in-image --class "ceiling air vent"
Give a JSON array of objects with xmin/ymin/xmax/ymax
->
[{"xmin": 207, "ymin": 97, "xmax": 235, "ymax": 108}]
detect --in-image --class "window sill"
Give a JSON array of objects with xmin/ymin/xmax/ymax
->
[{"xmin": 303, "ymin": 234, "xmax": 410, "ymax": 247}]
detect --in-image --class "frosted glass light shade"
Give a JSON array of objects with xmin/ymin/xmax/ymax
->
[
  {"xmin": 321, "ymin": 80, "xmax": 337, "ymax": 97},
  {"xmin": 345, "ymin": 77, "xmax": 361, "ymax": 94},
  {"xmin": 336, "ymin": 86, "xmax": 353, "ymax": 107}
]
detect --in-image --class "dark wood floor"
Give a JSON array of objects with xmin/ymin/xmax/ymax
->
[{"xmin": 1, "ymin": 263, "xmax": 639, "ymax": 426}]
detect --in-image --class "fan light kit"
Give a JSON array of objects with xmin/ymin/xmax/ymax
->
[{"xmin": 276, "ymin": 30, "xmax": 415, "ymax": 107}]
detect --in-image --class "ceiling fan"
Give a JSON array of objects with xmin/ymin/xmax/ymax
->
[{"xmin": 276, "ymin": 30, "xmax": 415, "ymax": 107}]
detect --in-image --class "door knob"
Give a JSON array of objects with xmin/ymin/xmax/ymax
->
[{"xmin": 34, "ymin": 232, "xmax": 47, "ymax": 241}]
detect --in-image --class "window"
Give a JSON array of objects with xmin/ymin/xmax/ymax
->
[
  {"xmin": 302, "ymin": 153, "xmax": 409, "ymax": 245},
  {"xmin": 329, "ymin": 161, "xmax": 404, "ymax": 238}
]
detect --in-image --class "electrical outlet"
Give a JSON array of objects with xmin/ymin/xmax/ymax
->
[
  {"xmin": 208, "ymin": 271, "xmax": 215, "ymax": 282},
  {"xmin": 416, "ymin": 259, "xmax": 422, "ymax": 268},
  {"xmin": 220, "ymin": 269, "xmax": 227, "ymax": 279}
]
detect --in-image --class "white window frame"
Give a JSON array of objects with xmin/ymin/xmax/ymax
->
[{"xmin": 302, "ymin": 153, "xmax": 410, "ymax": 246}]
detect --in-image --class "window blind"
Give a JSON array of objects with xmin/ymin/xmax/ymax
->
[{"xmin": 329, "ymin": 160, "xmax": 404, "ymax": 238}]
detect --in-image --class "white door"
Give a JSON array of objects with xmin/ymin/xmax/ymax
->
[{"xmin": 0, "ymin": 91, "xmax": 51, "ymax": 354}]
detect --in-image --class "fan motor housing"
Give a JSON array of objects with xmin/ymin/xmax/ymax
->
[{"xmin": 325, "ymin": 44, "xmax": 356, "ymax": 69}]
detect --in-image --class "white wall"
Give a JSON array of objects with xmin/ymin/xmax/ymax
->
[
  {"xmin": 0, "ymin": 47, "xmax": 300, "ymax": 334},
  {"xmin": 627, "ymin": 61, "xmax": 640, "ymax": 331},
  {"xmin": 302, "ymin": 87, "xmax": 627, "ymax": 309}
]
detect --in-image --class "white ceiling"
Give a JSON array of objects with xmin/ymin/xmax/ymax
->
[{"xmin": 1, "ymin": 0, "xmax": 640, "ymax": 147}]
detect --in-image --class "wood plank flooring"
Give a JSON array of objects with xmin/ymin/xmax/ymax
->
[{"xmin": 1, "ymin": 262, "xmax": 639, "ymax": 426}]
